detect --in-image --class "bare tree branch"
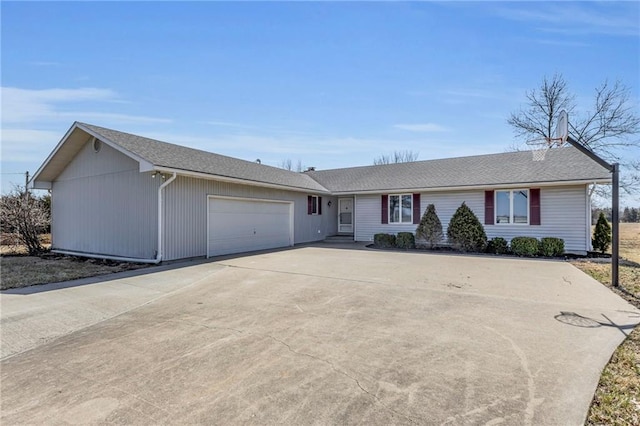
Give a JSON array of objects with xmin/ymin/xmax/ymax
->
[
  {"xmin": 508, "ymin": 74, "xmax": 640, "ymax": 195},
  {"xmin": 374, "ymin": 150, "xmax": 419, "ymax": 165}
]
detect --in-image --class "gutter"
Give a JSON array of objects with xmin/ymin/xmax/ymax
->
[{"xmin": 156, "ymin": 172, "xmax": 177, "ymax": 263}]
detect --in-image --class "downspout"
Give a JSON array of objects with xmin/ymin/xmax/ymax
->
[
  {"xmin": 156, "ymin": 172, "xmax": 177, "ymax": 263},
  {"xmin": 586, "ymin": 184, "xmax": 597, "ymax": 252}
]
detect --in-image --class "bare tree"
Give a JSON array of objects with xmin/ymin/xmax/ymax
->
[
  {"xmin": 278, "ymin": 159, "xmax": 293, "ymax": 171},
  {"xmin": 508, "ymin": 74, "xmax": 640, "ymax": 194},
  {"xmin": 373, "ymin": 150, "xmax": 419, "ymax": 165},
  {"xmin": 0, "ymin": 188, "xmax": 50, "ymax": 255},
  {"xmin": 278, "ymin": 159, "xmax": 304, "ymax": 172}
]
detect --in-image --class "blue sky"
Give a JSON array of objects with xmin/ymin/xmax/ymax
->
[{"xmin": 2, "ymin": 1, "xmax": 639, "ymax": 203}]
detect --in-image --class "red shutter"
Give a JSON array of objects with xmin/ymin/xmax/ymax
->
[
  {"xmin": 381, "ymin": 195, "xmax": 388, "ymax": 224},
  {"xmin": 530, "ymin": 188, "xmax": 541, "ymax": 225},
  {"xmin": 413, "ymin": 193, "xmax": 421, "ymax": 224},
  {"xmin": 318, "ymin": 196, "xmax": 322, "ymax": 215},
  {"xmin": 307, "ymin": 195, "xmax": 312, "ymax": 215},
  {"xmin": 484, "ymin": 190, "xmax": 494, "ymax": 225}
]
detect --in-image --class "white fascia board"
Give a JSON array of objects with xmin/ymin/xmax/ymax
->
[
  {"xmin": 154, "ymin": 166, "xmax": 331, "ymax": 194},
  {"xmin": 31, "ymin": 122, "xmax": 80, "ymax": 184},
  {"xmin": 31, "ymin": 180, "xmax": 52, "ymax": 190},
  {"xmin": 329, "ymin": 178, "xmax": 612, "ymax": 196}
]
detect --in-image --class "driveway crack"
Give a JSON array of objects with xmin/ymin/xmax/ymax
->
[{"xmin": 267, "ymin": 334, "xmax": 421, "ymax": 425}]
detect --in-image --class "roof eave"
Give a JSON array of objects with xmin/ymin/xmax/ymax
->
[
  {"xmin": 154, "ymin": 166, "xmax": 331, "ymax": 194},
  {"xmin": 328, "ymin": 178, "xmax": 612, "ymax": 195},
  {"xmin": 29, "ymin": 122, "xmax": 154, "ymax": 187}
]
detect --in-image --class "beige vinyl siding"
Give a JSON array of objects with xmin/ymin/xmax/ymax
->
[
  {"xmin": 162, "ymin": 176, "xmax": 337, "ymax": 261},
  {"xmin": 354, "ymin": 185, "xmax": 589, "ymax": 253},
  {"xmin": 52, "ymin": 139, "xmax": 158, "ymax": 259}
]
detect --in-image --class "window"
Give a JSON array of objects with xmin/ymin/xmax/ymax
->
[
  {"xmin": 495, "ymin": 190, "xmax": 529, "ymax": 224},
  {"xmin": 389, "ymin": 194, "xmax": 413, "ymax": 224},
  {"xmin": 307, "ymin": 195, "xmax": 322, "ymax": 215}
]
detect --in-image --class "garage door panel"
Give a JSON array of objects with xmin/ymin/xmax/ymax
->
[{"xmin": 208, "ymin": 198, "xmax": 292, "ymax": 257}]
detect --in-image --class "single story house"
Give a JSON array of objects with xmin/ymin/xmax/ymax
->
[{"xmin": 31, "ymin": 122, "xmax": 611, "ymax": 262}]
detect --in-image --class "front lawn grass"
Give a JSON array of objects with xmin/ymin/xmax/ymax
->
[
  {"xmin": 577, "ymin": 222, "xmax": 640, "ymax": 425},
  {"xmin": 1, "ymin": 255, "xmax": 148, "ymax": 290}
]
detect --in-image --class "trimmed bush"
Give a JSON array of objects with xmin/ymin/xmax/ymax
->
[
  {"xmin": 446, "ymin": 202, "xmax": 487, "ymax": 252},
  {"xmin": 396, "ymin": 232, "xmax": 416, "ymax": 249},
  {"xmin": 374, "ymin": 233, "xmax": 396, "ymax": 248},
  {"xmin": 592, "ymin": 212, "xmax": 612, "ymax": 254},
  {"xmin": 539, "ymin": 237, "xmax": 565, "ymax": 257},
  {"xmin": 486, "ymin": 237, "xmax": 509, "ymax": 254},
  {"xmin": 415, "ymin": 204, "xmax": 443, "ymax": 249},
  {"xmin": 510, "ymin": 236, "xmax": 539, "ymax": 256}
]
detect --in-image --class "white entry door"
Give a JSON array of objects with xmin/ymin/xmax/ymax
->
[
  {"xmin": 207, "ymin": 197, "xmax": 293, "ymax": 257},
  {"xmin": 338, "ymin": 198, "xmax": 354, "ymax": 234}
]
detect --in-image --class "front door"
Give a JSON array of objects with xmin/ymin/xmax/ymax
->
[{"xmin": 338, "ymin": 198, "xmax": 354, "ymax": 234}]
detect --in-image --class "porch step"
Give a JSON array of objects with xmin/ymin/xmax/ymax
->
[{"xmin": 323, "ymin": 235, "xmax": 355, "ymax": 243}]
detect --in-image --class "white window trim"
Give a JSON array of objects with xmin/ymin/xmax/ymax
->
[
  {"xmin": 310, "ymin": 195, "xmax": 320, "ymax": 215},
  {"xmin": 388, "ymin": 193, "xmax": 413, "ymax": 224},
  {"xmin": 495, "ymin": 189, "xmax": 530, "ymax": 225}
]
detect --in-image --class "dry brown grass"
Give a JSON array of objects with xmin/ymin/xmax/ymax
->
[
  {"xmin": 0, "ymin": 233, "xmax": 51, "ymax": 255},
  {"xmin": 619, "ymin": 223, "xmax": 640, "ymax": 264},
  {"xmin": 0, "ymin": 254, "xmax": 149, "ymax": 290},
  {"xmin": 580, "ymin": 222, "xmax": 640, "ymax": 425}
]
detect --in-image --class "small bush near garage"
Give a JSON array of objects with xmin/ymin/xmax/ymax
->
[
  {"xmin": 396, "ymin": 232, "xmax": 416, "ymax": 249},
  {"xmin": 510, "ymin": 237, "xmax": 540, "ymax": 257},
  {"xmin": 486, "ymin": 237, "xmax": 509, "ymax": 254},
  {"xmin": 415, "ymin": 204, "xmax": 443, "ymax": 249},
  {"xmin": 539, "ymin": 237, "xmax": 565, "ymax": 257},
  {"xmin": 374, "ymin": 233, "xmax": 396, "ymax": 248},
  {"xmin": 446, "ymin": 202, "xmax": 487, "ymax": 252}
]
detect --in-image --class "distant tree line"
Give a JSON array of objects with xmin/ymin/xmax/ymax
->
[{"xmin": 591, "ymin": 207, "xmax": 640, "ymax": 224}]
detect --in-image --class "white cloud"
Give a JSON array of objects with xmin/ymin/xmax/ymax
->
[
  {"xmin": 393, "ymin": 123, "xmax": 448, "ymax": 132},
  {"xmin": 0, "ymin": 128, "xmax": 61, "ymax": 162},
  {"xmin": 0, "ymin": 86, "xmax": 170, "ymax": 125},
  {"xmin": 495, "ymin": 3, "xmax": 639, "ymax": 37}
]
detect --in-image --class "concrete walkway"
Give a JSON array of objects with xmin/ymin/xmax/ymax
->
[{"xmin": 1, "ymin": 246, "xmax": 638, "ymax": 425}]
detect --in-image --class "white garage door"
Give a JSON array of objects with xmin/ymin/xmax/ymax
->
[{"xmin": 207, "ymin": 197, "xmax": 293, "ymax": 257}]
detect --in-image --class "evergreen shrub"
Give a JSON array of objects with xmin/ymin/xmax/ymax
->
[
  {"xmin": 539, "ymin": 237, "xmax": 565, "ymax": 257},
  {"xmin": 510, "ymin": 237, "xmax": 539, "ymax": 256},
  {"xmin": 374, "ymin": 233, "xmax": 396, "ymax": 248},
  {"xmin": 486, "ymin": 237, "xmax": 509, "ymax": 254},
  {"xmin": 396, "ymin": 232, "xmax": 416, "ymax": 249},
  {"xmin": 592, "ymin": 212, "xmax": 612, "ymax": 254},
  {"xmin": 415, "ymin": 204, "xmax": 443, "ymax": 249},
  {"xmin": 446, "ymin": 202, "xmax": 487, "ymax": 252}
]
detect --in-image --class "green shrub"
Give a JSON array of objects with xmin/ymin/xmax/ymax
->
[
  {"xmin": 539, "ymin": 237, "xmax": 565, "ymax": 257},
  {"xmin": 415, "ymin": 204, "xmax": 443, "ymax": 249},
  {"xmin": 446, "ymin": 202, "xmax": 487, "ymax": 252},
  {"xmin": 510, "ymin": 237, "xmax": 539, "ymax": 256},
  {"xmin": 374, "ymin": 233, "xmax": 396, "ymax": 248},
  {"xmin": 396, "ymin": 232, "xmax": 416, "ymax": 249},
  {"xmin": 486, "ymin": 237, "xmax": 509, "ymax": 254},
  {"xmin": 592, "ymin": 212, "xmax": 612, "ymax": 254}
]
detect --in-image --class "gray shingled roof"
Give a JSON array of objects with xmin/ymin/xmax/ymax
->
[
  {"xmin": 78, "ymin": 122, "xmax": 328, "ymax": 193},
  {"xmin": 307, "ymin": 147, "xmax": 611, "ymax": 193},
  {"xmin": 76, "ymin": 122, "xmax": 610, "ymax": 194}
]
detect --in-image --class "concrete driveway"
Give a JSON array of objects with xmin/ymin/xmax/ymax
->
[{"xmin": 2, "ymin": 245, "xmax": 638, "ymax": 425}]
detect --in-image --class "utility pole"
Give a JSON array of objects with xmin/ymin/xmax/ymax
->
[{"xmin": 24, "ymin": 171, "xmax": 30, "ymax": 200}]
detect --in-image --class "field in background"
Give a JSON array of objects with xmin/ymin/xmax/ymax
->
[
  {"xmin": 619, "ymin": 223, "xmax": 640, "ymax": 264},
  {"xmin": 578, "ymin": 222, "xmax": 640, "ymax": 425}
]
